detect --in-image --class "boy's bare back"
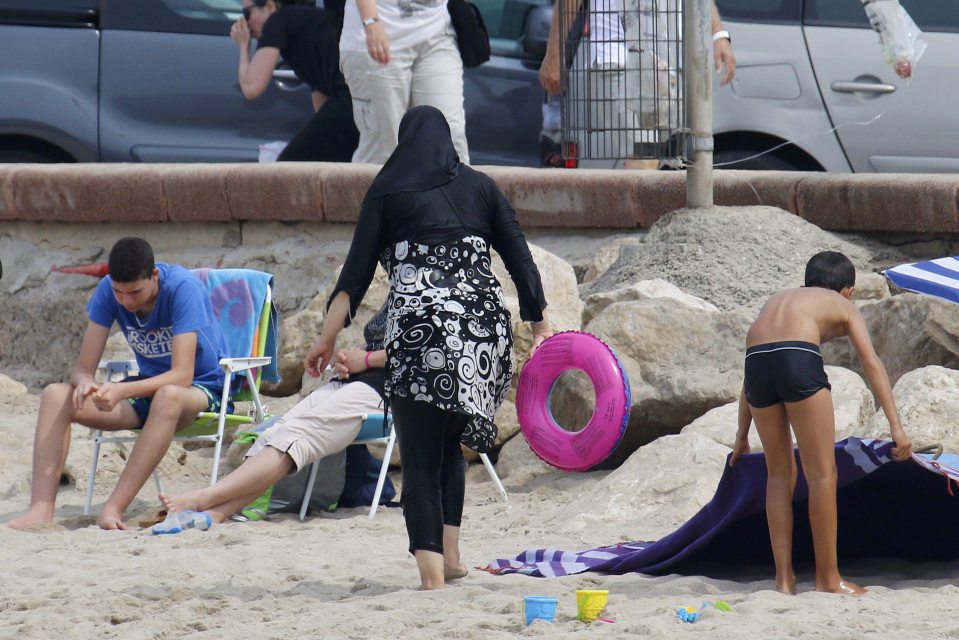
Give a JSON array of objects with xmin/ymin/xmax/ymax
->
[{"xmin": 747, "ymin": 287, "xmax": 854, "ymax": 348}]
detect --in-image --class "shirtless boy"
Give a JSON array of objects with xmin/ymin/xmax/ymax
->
[{"xmin": 730, "ymin": 251, "xmax": 912, "ymax": 595}]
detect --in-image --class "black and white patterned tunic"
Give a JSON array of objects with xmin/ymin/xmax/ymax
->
[{"xmin": 382, "ymin": 235, "xmax": 513, "ymax": 452}]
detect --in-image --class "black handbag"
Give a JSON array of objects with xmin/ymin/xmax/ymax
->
[{"xmin": 447, "ymin": 0, "xmax": 491, "ymax": 68}]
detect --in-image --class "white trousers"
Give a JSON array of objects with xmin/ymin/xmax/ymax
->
[{"xmin": 341, "ymin": 29, "xmax": 469, "ymax": 164}]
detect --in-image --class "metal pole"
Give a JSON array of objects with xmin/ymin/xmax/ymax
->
[{"xmin": 684, "ymin": 0, "xmax": 713, "ymax": 208}]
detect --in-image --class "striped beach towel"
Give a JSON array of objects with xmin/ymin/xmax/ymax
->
[{"xmin": 486, "ymin": 438, "xmax": 959, "ymax": 577}]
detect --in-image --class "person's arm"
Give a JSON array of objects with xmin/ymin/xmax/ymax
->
[
  {"xmin": 486, "ymin": 182, "xmax": 548, "ymax": 323},
  {"xmin": 332, "ymin": 348, "xmax": 386, "ymax": 379},
  {"xmin": 230, "ymin": 16, "xmax": 281, "ymax": 99},
  {"xmin": 729, "ymin": 386, "xmax": 752, "ymax": 466},
  {"xmin": 311, "ymin": 91, "xmax": 329, "ymax": 112},
  {"xmin": 305, "ymin": 291, "xmax": 351, "ymax": 378},
  {"xmin": 539, "ymin": 0, "xmax": 581, "ymax": 95},
  {"xmin": 845, "ymin": 302, "xmax": 912, "ymax": 460},
  {"xmin": 92, "ymin": 332, "xmax": 198, "ymax": 412},
  {"xmin": 356, "ymin": 0, "xmax": 390, "ymax": 64},
  {"xmin": 70, "ymin": 321, "xmax": 111, "ymax": 409},
  {"xmin": 710, "ymin": 0, "xmax": 735, "ymax": 86}
]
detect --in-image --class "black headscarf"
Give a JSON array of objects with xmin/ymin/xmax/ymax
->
[{"xmin": 363, "ymin": 105, "xmax": 460, "ymax": 202}]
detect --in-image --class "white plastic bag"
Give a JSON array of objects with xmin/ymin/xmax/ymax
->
[
  {"xmin": 860, "ymin": 0, "xmax": 927, "ymax": 79},
  {"xmin": 257, "ymin": 140, "xmax": 288, "ymax": 163}
]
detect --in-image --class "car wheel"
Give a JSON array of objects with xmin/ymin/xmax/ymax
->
[{"xmin": 714, "ymin": 148, "xmax": 801, "ymax": 171}]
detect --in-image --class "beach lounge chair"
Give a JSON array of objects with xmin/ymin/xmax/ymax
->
[
  {"xmin": 84, "ymin": 268, "xmax": 278, "ymax": 516},
  {"xmin": 298, "ymin": 412, "xmax": 510, "ymax": 520}
]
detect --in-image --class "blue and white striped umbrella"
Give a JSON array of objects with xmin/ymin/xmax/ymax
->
[{"xmin": 884, "ymin": 257, "xmax": 959, "ymax": 304}]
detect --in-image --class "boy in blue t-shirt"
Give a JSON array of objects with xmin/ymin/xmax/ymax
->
[{"xmin": 8, "ymin": 238, "xmax": 229, "ymax": 531}]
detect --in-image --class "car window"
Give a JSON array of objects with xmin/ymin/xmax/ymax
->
[
  {"xmin": 714, "ymin": 0, "xmax": 800, "ymax": 25},
  {"xmin": 473, "ymin": 0, "xmax": 551, "ymax": 53},
  {"xmin": 102, "ymin": 0, "xmax": 240, "ymax": 35},
  {"xmin": 804, "ymin": 0, "xmax": 959, "ymax": 33}
]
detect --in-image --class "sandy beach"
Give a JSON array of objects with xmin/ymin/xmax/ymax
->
[
  {"xmin": 3, "ymin": 211, "xmax": 959, "ymax": 639},
  {"xmin": 2, "ymin": 381, "xmax": 958, "ymax": 639}
]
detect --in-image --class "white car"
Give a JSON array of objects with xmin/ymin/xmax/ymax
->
[{"xmin": 712, "ymin": 0, "xmax": 957, "ymax": 173}]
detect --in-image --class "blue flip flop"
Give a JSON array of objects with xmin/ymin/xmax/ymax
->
[{"xmin": 151, "ymin": 510, "xmax": 213, "ymax": 535}]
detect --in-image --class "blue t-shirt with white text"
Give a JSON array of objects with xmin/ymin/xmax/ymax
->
[{"xmin": 87, "ymin": 263, "xmax": 228, "ymax": 393}]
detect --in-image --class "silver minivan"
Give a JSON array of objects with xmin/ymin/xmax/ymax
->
[{"xmin": 713, "ymin": 0, "xmax": 959, "ymax": 173}]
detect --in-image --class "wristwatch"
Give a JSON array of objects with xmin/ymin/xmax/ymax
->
[
  {"xmin": 712, "ymin": 30, "xmax": 731, "ymax": 44},
  {"xmin": 362, "ymin": 16, "xmax": 379, "ymax": 27}
]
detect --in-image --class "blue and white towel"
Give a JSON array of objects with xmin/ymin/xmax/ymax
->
[{"xmin": 192, "ymin": 268, "xmax": 280, "ymax": 383}]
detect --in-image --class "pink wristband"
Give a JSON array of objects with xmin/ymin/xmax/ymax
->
[{"xmin": 364, "ymin": 351, "xmax": 372, "ymax": 369}]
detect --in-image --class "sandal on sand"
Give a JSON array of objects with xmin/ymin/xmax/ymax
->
[
  {"xmin": 138, "ymin": 510, "xmax": 168, "ymax": 528},
  {"xmin": 151, "ymin": 510, "xmax": 213, "ymax": 535}
]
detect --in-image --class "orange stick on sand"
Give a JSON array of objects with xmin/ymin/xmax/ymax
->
[{"xmin": 52, "ymin": 262, "xmax": 109, "ymax": 277}]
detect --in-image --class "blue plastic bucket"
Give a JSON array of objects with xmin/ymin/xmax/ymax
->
[{"xmin": 523, "ymin": 595, "xmax": 558, "ymax": 625}]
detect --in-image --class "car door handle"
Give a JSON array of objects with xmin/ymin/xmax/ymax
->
[{"xmin": 831, "ymin": 81, "xmax": 897, "ymax": 94}]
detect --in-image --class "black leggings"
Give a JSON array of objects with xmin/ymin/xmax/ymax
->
[
  {"xmin": 277, "ymin": 89, "xmax": 359, "ymax": 162},
  {"xmin": 390, "ymin": 396, "xmax": 468, "ymax": 555}
]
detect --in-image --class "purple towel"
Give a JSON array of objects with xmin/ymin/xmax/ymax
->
[{"xmin": 487, "ymin": 438, "xmax": 959, "ymax": 577}]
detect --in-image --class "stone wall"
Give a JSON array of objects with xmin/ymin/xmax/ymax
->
[{"xmin": 2, "ymin": 164, "xmax": 959, "ymax": 232}]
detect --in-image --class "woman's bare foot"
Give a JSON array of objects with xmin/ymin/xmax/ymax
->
[
  {"xmin": 818, "ymin": 579, "xmax": 866, "ymax": 596},
  {"xmin": 159, "ymin": 490, "xmax": 205, "ymax": 514},
  {"xmin": 444, "ymin": 564, "xmax": 468, "ymax": 581},
  {"xmin": 775, "ymin": 577, "xmax": 797, "ymax": 595},
  {"xmin": 6, "ymin": 506, "xmax": 54, "ymax": 530}
]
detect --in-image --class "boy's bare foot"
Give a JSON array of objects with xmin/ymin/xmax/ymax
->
[
  {"xmin": 6, "ymin": 507, "xmax": 54, "ymax": 530},
  {"xmin": 818, "ymin": 579, "xmax": 866, "ymax": 596},
  {"xmin": 444, "ymin": 564, "xmax": 468, "ymax": 581},
  {"xmin": 159, "ymin": 490, "xmax": 204, "ymax": 514},
  {"xmin": 96, "ymin": 507, "xmax": 128, "ymax": 531}
]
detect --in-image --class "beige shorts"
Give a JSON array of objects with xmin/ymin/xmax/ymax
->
[{"xmin": 246, "ymin": 380, "xmax": 383, "ymax": 473}]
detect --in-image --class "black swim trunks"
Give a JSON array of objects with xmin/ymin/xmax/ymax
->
[{"xmin": 743, "ymin": 341, "xmax": 831, "ymax": 408}]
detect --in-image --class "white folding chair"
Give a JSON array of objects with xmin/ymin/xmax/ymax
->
[{"xmin": 299, "ymin": 412, "xmax": 510, "ymax": 520}]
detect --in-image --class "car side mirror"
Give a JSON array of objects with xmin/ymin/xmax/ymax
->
[{"xmin": 522, "ymin": 5, "xmax": 552, "ymax": 59}]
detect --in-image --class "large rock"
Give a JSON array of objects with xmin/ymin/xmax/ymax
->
[
  {"xmin": 263, "ymin": 288, "xmax": 325, "ymax": 397},
  {"xmin": 547, "ymin": 433, "xmax": 730, "ymax": 539},
  {"xmin": 581, "ymin": 206, "xmax": 897, "ymax": 314},
  {"xmin": 853, "ymin": 271, "xmax": 890, "ymax": 302},
  {"xmin": 861, "ymin": 365, "xmax": 959, "ymax": 452},
  {"xmin": 548, "ymin": 298, "xmax": 751, "ymax": 468},
  {"xmin": 582, "ymin": 278, "xmax": 718, "ymax": 326},
  {"xmin": 822, "ymin": 293, "xmax": 959, "ymax": 385},
  {"xmin": 580, "ymin": 236, "xmax": 642, "ymax": 284},
  {"xmin": 680, "ymin": 366, "xmax": 875, "ymax": 449},
  {"xmin": 492, "ymin": 243, "xmax": 582, "ymax": 356}
]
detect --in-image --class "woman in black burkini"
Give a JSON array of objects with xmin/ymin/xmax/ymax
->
[
  {"xmin": 307, "ymin": 106, "xmax": 552, "ymax": 590},
  {"xmin": 232, "ymin": 0, "xmax": 358, "ymax": 161}
]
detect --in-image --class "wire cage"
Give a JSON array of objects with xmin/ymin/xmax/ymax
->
[{"xmin": 559, "ymin": 0, "xmax": 688, "ymax": 164}]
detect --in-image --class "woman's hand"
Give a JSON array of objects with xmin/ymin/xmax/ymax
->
[
  {"xmin": 230, "ymin": 17, "xmax": 251, "ymax": 49},
  {"xmin": 304, "ymin": 336, "xmax": 336, "ymax": 378},
  {"xmin": 365, "ymin": 22, "xmax": 391, "ymax": 65},
  {"xmin": 333, "ymin": 349, "xmax": 368, "ymax": 379},
  {"xmin": 714, "ymin": 37, "xmax": 736, "ymax": 86},
  {"xmin": 530, "ymin": 319, "xmax": 553, "ymax": 353}
]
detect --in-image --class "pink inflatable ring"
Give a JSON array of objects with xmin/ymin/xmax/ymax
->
[{"xmin": 516, "ymin": 331, "xmax": 631, "ymax": 471}]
